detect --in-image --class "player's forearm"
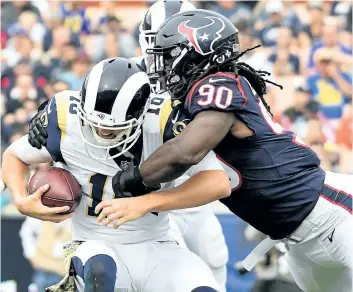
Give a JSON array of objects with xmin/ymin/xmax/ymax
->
[
  {"xmin": 140, "ymin": 111, "xmax": 234, "ymax": 185},
  {"xmin": 144, "ymin": 170, "xmax": 231, "ymax": 213},
  {"xmin": 2, "ymin": 148, "xmax": 31, "ymax": 204},
  {"xmin": 140, "ymin": 137, "xmax": 197, "ymax": 185}
]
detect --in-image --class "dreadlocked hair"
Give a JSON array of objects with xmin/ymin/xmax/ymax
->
[{"xmin": 169, "ymin": 45, "xmax": 283, "ymax": 116}]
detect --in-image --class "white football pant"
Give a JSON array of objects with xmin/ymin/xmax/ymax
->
[
  {"xmin": 72, "ymin": 238, "xmax": 220, "ymax": 292},
  {"xmin": 285, "ymin": 171, "xmax": 353, "ymax": 292},
  {"xmin": 169, "ymin": 205, "xmax": 228, "ymax": 292}
]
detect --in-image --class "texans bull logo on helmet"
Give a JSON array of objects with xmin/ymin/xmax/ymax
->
[{"xmin": 178, "ymin": 16, "xmax": 225, "ymax": 55}]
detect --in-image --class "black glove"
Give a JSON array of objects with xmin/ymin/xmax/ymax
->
[
  {"xmin": 112, "ymin": 166, "xmax": 161, "ymax": 198},
  {"xmin": 28, "ymin": 100, "xmax": 49, "ymax": 149}
]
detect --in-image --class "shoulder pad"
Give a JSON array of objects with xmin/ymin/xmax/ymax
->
[
  {"xmin": 145, "ymin": 94, "xmax": 172, "ymax": 137},
  {"xmin": 43, "ymin": 90, "xmax": 80, "ymax": 163},
  {"xmin": 185, "ymin": 73, "xmax": 252, "ymax": 118},
  {"xmin": 51, "ymin": 90, "xmax": 80, "ymax": 136}
]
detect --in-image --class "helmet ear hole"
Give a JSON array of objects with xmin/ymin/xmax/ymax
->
[{"xmin": 126, "ymin": 83, "xmax": 151, "ymax": 120}]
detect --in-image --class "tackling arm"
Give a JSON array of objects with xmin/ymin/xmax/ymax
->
[
  {"xmin": 141, "ymin": 171, "xmax": 230, "ymax": 214},
  {"xmin": 96, "ymin": 149, "xmax": 231, "ymax": 227},
  {"xmin": 140, "ymin": 110, "xmax": 235, "ymax": 185}
]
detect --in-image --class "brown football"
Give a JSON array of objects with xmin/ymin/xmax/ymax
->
[{"xmin": 28, "ymin": 167, "xmax": 82, "ymax": 214}]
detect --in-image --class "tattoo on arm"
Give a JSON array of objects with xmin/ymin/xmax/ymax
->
[{"xmin": 140, "ymin": 110, "xmax": 234, "ymax": 185}]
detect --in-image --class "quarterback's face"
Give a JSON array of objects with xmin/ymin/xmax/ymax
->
[{"xmin": 95, "ymin": 128, "xmax": 122, "ymax": 140}]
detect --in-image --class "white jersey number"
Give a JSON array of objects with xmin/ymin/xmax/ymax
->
[
  {"xmin": 147, "ymin": 97, "xmax": 165, "ymax": 115},
  {"xmin": 198, "ymin": 84, "xmax": 233, "ymax": 109}
]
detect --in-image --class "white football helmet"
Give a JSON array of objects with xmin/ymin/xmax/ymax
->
[
  {"xmin": 139, "ymin": 0, "xmax": 196, "ymax": 74},
  {"xmin": 77, "ymin": 58, "xmax": 151, "ymax": 160}
]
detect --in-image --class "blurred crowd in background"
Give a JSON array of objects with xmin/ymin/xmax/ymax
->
[
  {"xmin": 1, "ymin": 0, "xmax": 352, "ymax": 180},
  {"xmin": 0, "ymin": 1, "xmax": 352, "ymax": 291}
]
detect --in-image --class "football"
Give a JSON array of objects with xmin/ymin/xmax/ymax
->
[{"xmin": 28, "ymin": 167, "xmax": 82, "ymax": 214}]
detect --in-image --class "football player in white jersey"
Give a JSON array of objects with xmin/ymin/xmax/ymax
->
[
  {"xmin": 3, "ymin": 58, "xmax": 231, "ymax": 292},
  {"xmin": 25, "ymin": 1, "xmax": 230, "ymax": 290},
  {"xmin": 135, "ymin": 1, "xmax": 229, "ymax": 289}
]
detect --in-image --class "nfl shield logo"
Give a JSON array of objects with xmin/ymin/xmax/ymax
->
[{"xmin": 120, "ymin": 160, "xmax": 130, "ymax": 171}]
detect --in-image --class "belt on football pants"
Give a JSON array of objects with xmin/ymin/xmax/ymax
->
[
  {"xmin": 240, "ymin": 187, "xmax": 329, "ymax": 272},
  {"xmin": 240, "ymin": 236, "xmax": 280, "ymax": 272},
  {"xmin": 240, "ymin": 183, "xmax": 352, "ymax": 272},
  {"xmin": 320, "ymin": 184, "xmax": 352, "ymax": 212}
]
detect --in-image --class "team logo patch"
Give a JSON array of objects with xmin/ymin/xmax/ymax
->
[
  {"xmin": 173, "ymin": 119, "xmax": 190, "ymax": 136},
  {"xmin": 97, "ymin": 113, "xmax": 105, "ymax": 120},
  {"xmin": 178, "ymin": 16, "xmax": 225, "ymax": 55},
  {"xmin": 120, "ymin": 160, "xmax": 130, "ymax": 171},
  {"xmin": 39, "ymin": 111, "xmax": 48, "ymax": 128}
]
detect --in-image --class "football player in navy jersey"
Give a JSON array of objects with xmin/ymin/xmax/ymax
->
[{"xmin": 96, "ymin": 9, "xmax": 353, "ymax": 292}]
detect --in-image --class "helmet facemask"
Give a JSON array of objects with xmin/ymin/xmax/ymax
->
[
  {"xmin": 146, "ymin": 44, "xmax": 205, "ymax": 101},
  {"xmin": 139, "ymin": 23, "xmax": 156, "ymax": 68},
  {"xmin": 139, "ymin": 26, "xmax": 162, "ymax": 93},
  {"xmin": 138, "ymin": 0, "xmax": 196, "ymax": 93},
  {"xmin": 77, "ymin": 106, "xmax": 145, "ymax": 161}
]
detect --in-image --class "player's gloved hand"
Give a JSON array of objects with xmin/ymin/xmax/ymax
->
[
  {"xmin": 112, "ymin": 166, "xmax": 161, "ymax": 198},
  {"xmin": 95, "ymin": 196, "xmax": 150, "ymax": 228},
  {"xmin": 16, "ymin": 184, "xmax": 74, "ymax": 223},
  {"xmin": 28, "ymin": 100, "xmax": 49, "ymax": 149}
]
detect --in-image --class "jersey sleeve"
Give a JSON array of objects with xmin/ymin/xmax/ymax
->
[
  {"xmin": 185, "ymin": 150, "xmax": 225, "ymax": 177},
  {"xmin": 158, "ymin": 151, "xmax": 225, "ymax": 190},
  {"xmin": 185, "ymin": 73, "xmax": 253, "ymax": 119},
  {"xmin": 10, "ymin": 135, "xmax": 53, "ymax": 165},
  {"xmin": 40, "ymin": 92, "xmax": 70, "ymax": 163},
  {"xmin": 159, "ymin": 98, "xmax": 173, "ymax": 141}
]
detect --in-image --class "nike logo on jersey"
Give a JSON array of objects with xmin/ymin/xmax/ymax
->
[
  {"xmin": 172, "ymin": 110, "xmax": 180, "ymax": 124},
  {"xmin": 328, "ymin": 228, "xmax": 335, "ymax": 242},
  {"xmin": 209, "ymin": 77, "xmax": 227, "ymax": 83},
  {"xmin": 47, "ymin": 98, "xmax": 53, "ymax": 114},
  {"xmin": 163, "ymin": 33, "xmax": 176, "ymax": 38}
]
